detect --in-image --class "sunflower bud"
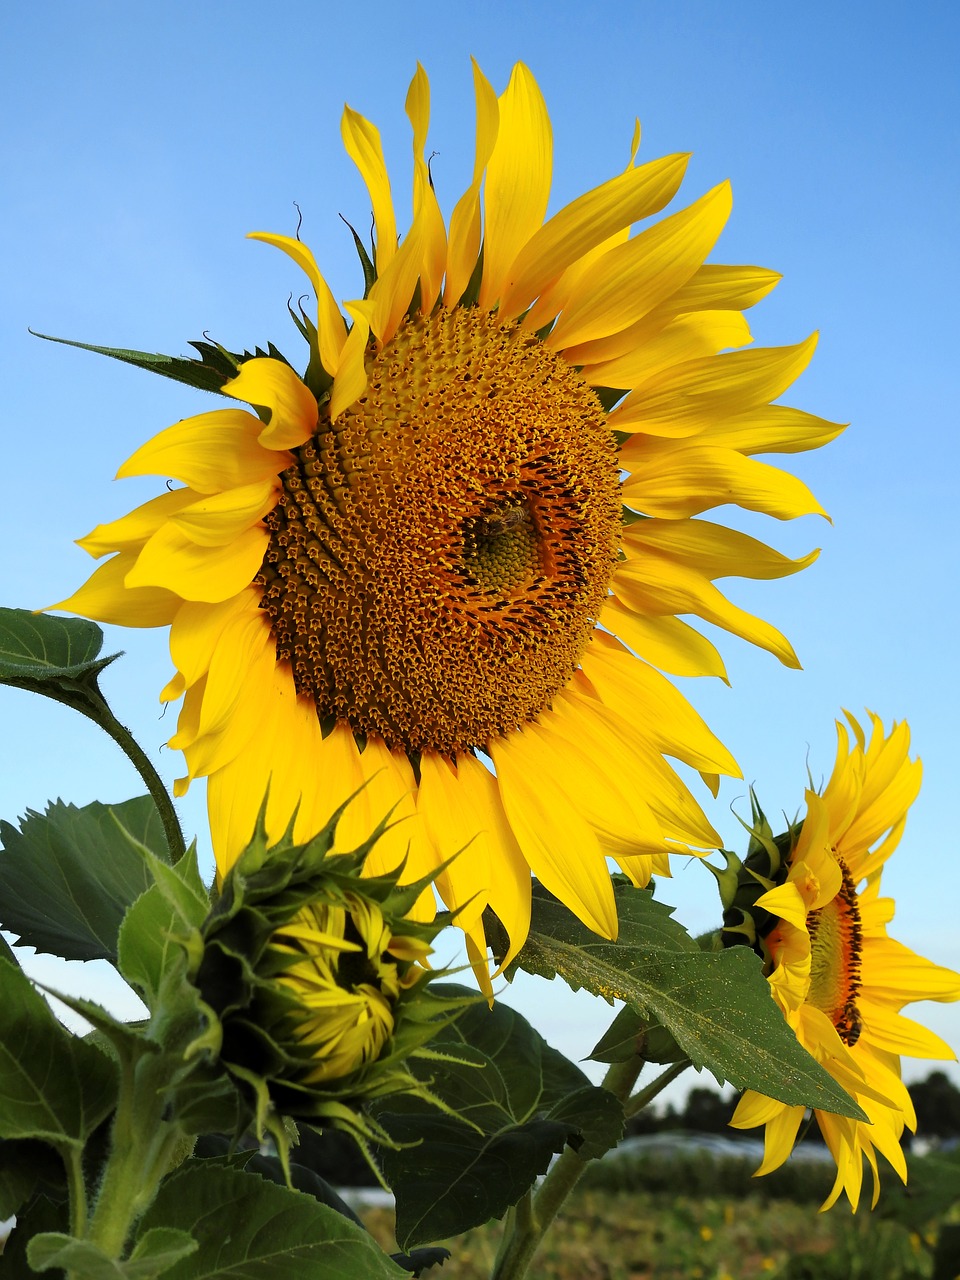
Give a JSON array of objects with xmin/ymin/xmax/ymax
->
[{"xmin": 188, "ymin": 803, "xmax": 472, "ymax": 1154}]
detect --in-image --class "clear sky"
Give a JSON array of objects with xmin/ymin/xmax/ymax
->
[{"xmin": 2, "ymin": 1, "xmax": 958, "ymax": 1103}]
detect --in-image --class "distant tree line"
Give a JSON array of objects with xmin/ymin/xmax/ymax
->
[{"xmin": 625, "ymin": 1071, "xmax": 960, "ymax": 1148}]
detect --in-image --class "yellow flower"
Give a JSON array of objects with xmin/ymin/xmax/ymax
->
[
  {"xmin": 54, "ymin": 61, "xmax": 838, "ymax": 985},
  {"xmin": 727, "ymin": 713, "xmax": 960, "ymax": 1210},
  {"xmin": 270, "ymin": 894, "xmax": 411, "ymax": 1085}
]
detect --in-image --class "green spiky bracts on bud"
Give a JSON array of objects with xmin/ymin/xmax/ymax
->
[
  {"xmin": 719, "ymin": 791, "xmax": 801, "ymax": 960},
  {"xmin": 185, "ymin": 800, "xmax": 476, "ymax": 1164}
]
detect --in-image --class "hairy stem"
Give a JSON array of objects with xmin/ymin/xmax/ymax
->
[
  {"xmin": 42, "ymin": 682, "xmax": 186, "ymax": 863},
  {"xmin": 491, "ymin": 1054, "xmax": 693, "ymax": 1280}
]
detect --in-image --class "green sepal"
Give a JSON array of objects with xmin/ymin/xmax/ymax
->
[{"xmin": 340, "ymin": 215, "xmax": 377, "ymax": 298}]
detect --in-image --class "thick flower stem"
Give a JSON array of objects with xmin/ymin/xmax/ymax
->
[
  {"xmin": 491, "ymin": 1056, "xmax": 691, "ymax": 1280},
  {"xmin": 83, "ymin": 1054, "xmax": 182, "ymax": 1262}
]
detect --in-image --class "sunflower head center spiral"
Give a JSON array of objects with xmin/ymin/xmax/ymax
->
[
  {"xmin": 257, "ymin": 308, "xmax": 621, "ymax": 756},
  {"xmin": 806, "ymin": 854, "xmax": 864, "ymax": 1046}
]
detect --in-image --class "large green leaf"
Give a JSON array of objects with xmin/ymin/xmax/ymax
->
[
  {"xmin": 0, "ymin": 797, "xmax": 163, "ymax": 962},
  {"xmin": 0, "ymin": 1137, "xmax": 63, "ymax": 1219},
  {"xmin": 136, "ymin": 1162, "xmax": 406, "ymax": 1278},
  {"xmin": 0, "ymin": 950, "xmax": 117, "ymax": 1149},
  {"xmin": 377, "ymin": 989, "xmax": 624, "ymax": 1249},
  {"xmin": 516, "ymin": 883, "xmax": 867, "ymax": 1120}
]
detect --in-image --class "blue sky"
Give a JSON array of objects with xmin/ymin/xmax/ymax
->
[{"xmin": 2, "ymin": 2, "xmax": 959, "ymax": 1103}]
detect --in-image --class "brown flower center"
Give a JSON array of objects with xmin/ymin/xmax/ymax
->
[
  {"xmin": 256, "ymin": 307, "xmax": 620, "ymax": 756},
  {"xmin": 807, "ymin": 854, "xmax": 864, "ymax": 1046}
]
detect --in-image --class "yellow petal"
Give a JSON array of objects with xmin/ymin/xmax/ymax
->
[
  {"xmin": 206, "ymin": 664, "xmax": 313, "ymax": 875},
  {"xmin": 77, "ymin": 488, "xmax": 198, "ymax": 558},
  {"xmin": 499, "ymin": 152, "xmax": 690, "ymax": 320},
  {"xmin": 579, "ymin": 634, "xmax": 740, "ymax": 776},
  {"xmin": 532, "ymin": 707, "xmax": 667, "ymax": 854},
  {"xmin": 455, "ymin": 752, "xmax": 531, "ymax": 971},
  {"xmin": 417, "ymin": 751, "xmax": 490, "ymax": 928},
  {"xmin": 858, "ymin": 1000, "xmax": 960, "ymax": 1059},
  {"xmin": 478, "ymin": 62, "xmax": 552, "ymax": 310},
  {"xmin": 247, "ymin": 232, "xmax": 347, "ymax": 375},
  {"xmin": 490, "ymin": 730, "xmax": 617, "ymax": 939},
  {"xmin": 621, "ymin": 518, "xmax": 819, "ymax": 581},
  {"xmin": 612, "ymin": 335, "xmax": 818, "ymax": 437},
  {"xmin": 546, "ymin": 182, "xmax": 732, "ymax": 352},
  {"xmin": 697, "ymin": 404, "xmax": 847, "ymax": 456},
  {"xmin": 125, "ymin": 522, "xmax": 268, "ymax": 603},
  {"xmin": 405, "ymin": 62, "xmax": 447, "ymax": 314},
  {"xmin": 600, "ymin": 600, "xmax": 728, "ymax": 680},
  {"xmin": 221, "ymin": 358, "xmax": 318, "ymax": 450},
  {"xmin": 169, "ymin": 588, "xmax": 259, "ymax": 688},
  {"xmin": 330, "ymin": 303, "xmax": 372, "ymax": 420},
  {"xmin": 522, "ymin": 118, "xmax": 644, "ymax": 332},
  {"xmin": 862, "ymin": 938, "xmax": 960, "ymax": 1004},
  {"xmin": 117, "ymin": 409, "xmax": 290, "ymax": 494},
  {"xmin": 170, "ymin": 607, "xmax": 273, "ymax": 751},
  {"xmin": 170, "ymin": 479, "xmax": 278, "ymax": 547},
  {"xmin": 366, "ymin": 204, "xmax": 427, "ymax": 346},
  {"xmin": 664, "ymin": 263, "xmax": 782, "ymax": 313},
  {"xmin": 612, "ymin": 551, "xmax": 801, "ymax": 667},
  {"xmin": 581, "ymin": 310, "xmax": 752, "ymax": 391},
  {"xmin": 444, "ymin": 58, "xmax": 499, "ymax": 306},
  {"xmin": 622, "ymin": 444, "xmax": 827, "ymax": 522},
  {"xmin": 341, "ymin": 103, "xmax": 397, "ymax": 274},
  {"xmin": 49, "ymin": 552, "xmax": 180, "ymax": 628}
]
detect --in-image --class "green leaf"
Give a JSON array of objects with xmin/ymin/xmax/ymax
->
[
  {"xmin": 136, "ymin": 1162, "xmax": 407, "ymax": 1278},
  {"xmin": 117, "ymin": 843, "xmax": 208, "ymax": 1002},
  {"xmin": 0, "ymin": 950, "xmax": 117, "ymax": 1149},
  {"xmin": 30, "ymin": 331, "xmax": 296, "ymax": 397},
  {"xmin": 0, "ymin": 1138, "xmax": 63, "ymax": 1218},
  {"xmin": 0, "ymin": 607, "xmax": 118, "ymax": 688},
  {"xmin": 29, "ymin": 332, "xmax": 237, "ymax": 394},
  {"xmin": 590, "ymin": 1005, "xmax": 687, "ymax": 1066},
  {"xmin": 517, "ymin": 883, "xmax": 867, "ymax": 1120},
  {"xmin": 28, "ymin": 1229, "xmax": 198, "ymax": 1279},
  {"xmin": 377, "ymin": 988, "xmax": 624, "ymax": 1248},
  {"xmin": 0, "ymin": 797, "xmax": 163, "ymax": 962}
]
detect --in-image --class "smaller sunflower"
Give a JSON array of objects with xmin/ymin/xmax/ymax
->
[{"xmin": 723, "ymin": 713, "xmax": 960, "ymax": 1210}]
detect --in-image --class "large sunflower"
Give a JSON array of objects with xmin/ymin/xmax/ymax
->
[
  {"xmin": 54, "ymin": 61, "xmax": 840, "ymax": 983},
  {"xmin": 725, "ymin": 714, "xmax": 960, "ymax": 1210}
]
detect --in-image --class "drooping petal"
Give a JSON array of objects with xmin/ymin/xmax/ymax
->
[
  {"xmin": 117, "ymin": 409, "xmax": 291, "ymax": 493},
  {"xmin": 221, "ymin": 359, "xmax": 319, "ymax": 450},
  {"xmin": 491, "ymin": 731, "xmax": 617, "ymax": 940},
  {"xmin": 125, "ymin": 521, "xmax": 269, "ymax": 603},
  {"xmin": 247, "ymin": 233, "xmax": 348, "ymax": 375},
  {"xmin": 49, "ymin": 553, "xmax": 181, "ymax": 627}
]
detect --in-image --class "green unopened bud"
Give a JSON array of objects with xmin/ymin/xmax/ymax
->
[{"xmin": 186, "ymin": 802, "xmax": 474, "ymax": 1161}]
